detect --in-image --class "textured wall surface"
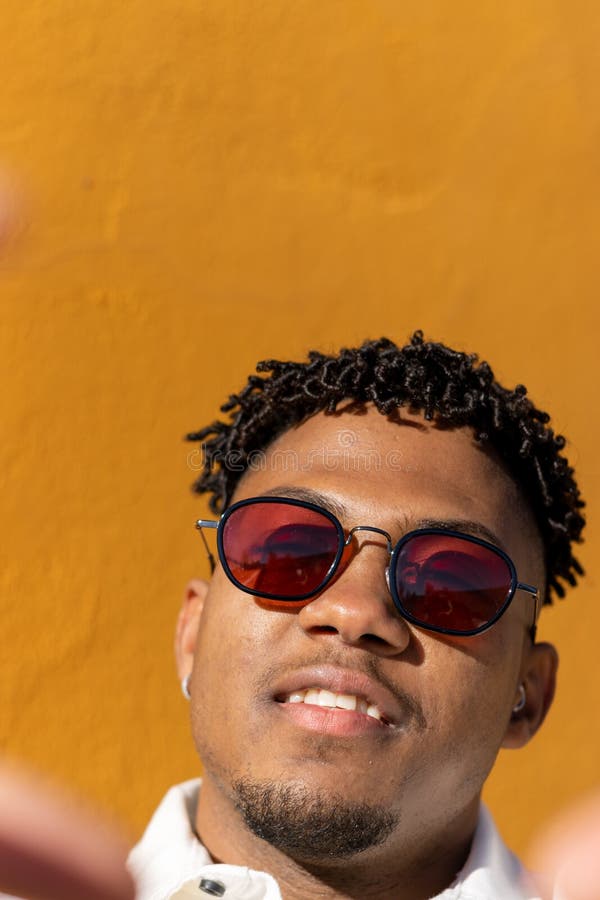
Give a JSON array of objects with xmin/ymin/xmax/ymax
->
[{"xmin": 1, "ymin": 0, "xmax": 599, "ymax": 856}]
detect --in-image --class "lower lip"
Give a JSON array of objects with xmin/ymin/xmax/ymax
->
[{"xmin": 275, "ymin": 701, "xmax": 390, "ymax": 736}]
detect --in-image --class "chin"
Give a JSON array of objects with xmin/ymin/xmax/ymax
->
[{"xmin": 230, "ymin": 776, "xmax": 398, "ymax": 860}]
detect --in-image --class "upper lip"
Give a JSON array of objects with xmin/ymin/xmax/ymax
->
[{"xmin": 271, "ymin": 664, "xmax": 410, "ymax": 727}]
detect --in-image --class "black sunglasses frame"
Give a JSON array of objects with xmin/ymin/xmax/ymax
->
[{"xmin": 195, "ymin": 495, "xmax": 540, "ymax": 639}]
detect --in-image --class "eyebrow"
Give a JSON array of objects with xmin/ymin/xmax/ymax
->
[
  {"xmin": 257, "ymin": 487, "xmax": 506, "ymax": 551},
  {"xmin": 413, "ymin": 518, "xmax": 508, "ymax": 553},
  {"xmin": 259, "ymin": 486, "xmax": 350, "ymax": 521}
]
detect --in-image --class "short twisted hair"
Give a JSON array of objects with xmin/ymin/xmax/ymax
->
[{"xmin": 186, "ymin": 332, "xmax": 585, "ymax": 603}]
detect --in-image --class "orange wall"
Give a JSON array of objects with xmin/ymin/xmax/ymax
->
[{"xmin": 1, "ymin": 1, "xmax": 599, "ymax": 856}]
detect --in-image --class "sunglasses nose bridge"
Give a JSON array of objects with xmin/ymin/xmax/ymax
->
[{"xmin": 345, "ymin": 525, "xmax": 394, "ymax": 555}]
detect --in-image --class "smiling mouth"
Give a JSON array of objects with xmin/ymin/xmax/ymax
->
[{"xmin": 276, "ymin": 687, "xmax": 393, "ymax": 727}]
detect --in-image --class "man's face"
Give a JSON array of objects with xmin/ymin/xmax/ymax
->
[{"xmin": 184, "ymin": 407, "xmax": 548, "ymax": 859}]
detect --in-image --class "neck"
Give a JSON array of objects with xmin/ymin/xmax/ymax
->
[{"xmin": 195, "ymin": 777, "xmax": 479, "ymax": 900}]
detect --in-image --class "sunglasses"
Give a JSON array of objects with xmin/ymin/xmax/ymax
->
[{"xmin": 195, "ymin": 496, "xmax": 540, "ymax": 638}]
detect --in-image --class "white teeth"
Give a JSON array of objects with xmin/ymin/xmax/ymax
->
[
  {"xmin": 318, "ymin": 689, "xmax": 337, "ymax": 707},
  {"xmin": 336, "ymin": 693, "xmax": 357, "ymax": 710},
  {"xmin": 283, "ymin": 688, "xmax": 384, "ymax": 721},
  {"xmin": 287, "ymin": 691, "xmax": 306, "ymax": 704},
  {"xmin": 304, "ymin": 688, "xmax": 321, "ymax": 705}
]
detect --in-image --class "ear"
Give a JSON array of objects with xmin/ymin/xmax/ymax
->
[
  {"xmin": 502, "ymin": 641, "xmax": 559, "ymax": 749},
  {"xmin": 174, "ymin": 579, "xmax": 209, "ymax": 681}
]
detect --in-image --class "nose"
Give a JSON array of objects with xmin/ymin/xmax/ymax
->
[{"xmin": 297, "ymin": 534, "xmax": 411, "ymax": 655}]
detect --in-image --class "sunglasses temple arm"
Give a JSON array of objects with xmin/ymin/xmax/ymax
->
[
  {"xmin": 518, "ymin": 582, "xmax": 540, "ymax": 644},
  {"xmin": 195, "ymin": 520, "xmax": 218, "ymax": 574}
]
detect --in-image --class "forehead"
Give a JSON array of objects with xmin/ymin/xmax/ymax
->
[{"xmin": 234, "ymin": 406, "xmax": 540, "ymax": 555}]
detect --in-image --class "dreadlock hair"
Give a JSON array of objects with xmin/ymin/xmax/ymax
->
[{"xmin": 186, "ymin": 331, "xmax": 585, "ymax": 603}]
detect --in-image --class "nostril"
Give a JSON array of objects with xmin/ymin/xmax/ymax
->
[{"xmin": 362, "ymin": 632, "xmax": 388, "ymax": 646}]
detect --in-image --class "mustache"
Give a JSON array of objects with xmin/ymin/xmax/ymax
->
[{"xmin": 258, "ymin": 654, "xmax": 427, "ymax": 732}]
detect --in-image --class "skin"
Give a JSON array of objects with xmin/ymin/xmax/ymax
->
[
  {"xmin": 529, "ymin": 789, "xmax": 600, "ymax": 900},
  {"xmin": 0, "ymin": 763, "xmax": 134, "ymax": 900},
  {"xmin": 175, "ymin": 406, "xmax": 558, "ymax": 900}
]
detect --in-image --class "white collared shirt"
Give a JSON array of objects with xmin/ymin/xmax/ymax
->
[{"xmin": 127, "ymin": 780, "xmax": 543, "ymax": 900}]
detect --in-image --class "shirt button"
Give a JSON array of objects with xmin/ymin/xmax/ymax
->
[
  {"xmin": 199, "ymin": 879, "xmax": 226, "ymax": 896},
  {"xmin": 168, "ymin": 871, "xmax": 271, "ymax": 899},
  {"xmin": 168, "ymin": 879, "xmax": 225, "ymax": 899}
]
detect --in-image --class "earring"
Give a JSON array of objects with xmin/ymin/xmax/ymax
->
[
  {"xmin": 512, "ymin": 684, "xmax": 526, "ymax": 714},
  {"xmin": 181, "ymin": 674, "xmax": 192, "ymax": 701}
]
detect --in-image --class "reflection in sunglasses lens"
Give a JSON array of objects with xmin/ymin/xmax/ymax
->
[
  {"xmin": 223, "ymin": 503, "xmax": 340, "ymax": 598},
  {"xmin": 395, "ymin": 533, "xmax": 511, "ymax": 632}
]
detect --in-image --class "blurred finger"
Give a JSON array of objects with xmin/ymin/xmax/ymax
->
[
  {"xmin": 528, "ymin": 790, "xmax": 600, "ymax": 900},
  {"xmin": 0, "ymin": 763, "xmax": 135, "ymax": 900}
]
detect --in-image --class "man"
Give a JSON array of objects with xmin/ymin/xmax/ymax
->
[{"xmin": 129, "ymin": 332, "xmax": 584, "ymax": 899}]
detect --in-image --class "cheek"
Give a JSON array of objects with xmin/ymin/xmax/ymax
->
[
  {"xmin": 192, "ymin": 586, "xmax": 275, "ymax": 722},
  {"xmin": 418, "ymin": 632, "xmax": 521, "ymax": 754},
  {"xmin": 405, "ymin": 672, "xmax": 503, "ymax": 803}
]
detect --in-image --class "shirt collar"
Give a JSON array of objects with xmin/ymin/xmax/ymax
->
[
  {"xmin": 127, "ymin": 779, "xmax": 281, "ymax": 900},
  {"xmin": 128, "ymin": 780, "xmax": 540, "ymax": 900}
]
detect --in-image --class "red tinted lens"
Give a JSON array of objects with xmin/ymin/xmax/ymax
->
[
  {"xmin": 394, "ymin": 533, "xmax": 512, "ymax": 632},
  {"xmin": 222, "ymin": 501, "xmax": 340, "ymax": 598}
]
